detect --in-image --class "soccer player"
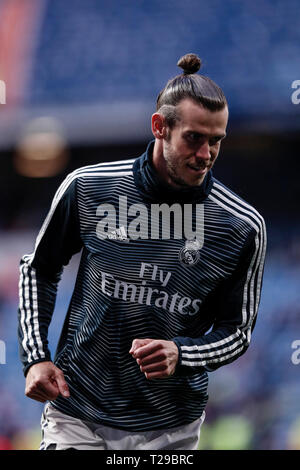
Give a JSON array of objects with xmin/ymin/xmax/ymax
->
[{"xmin": 18, "ymin": 53, "xmax": 266, "ymax": 450}]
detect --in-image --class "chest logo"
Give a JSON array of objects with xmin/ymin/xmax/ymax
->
[
  {"xmin": 107, "ymin": 226, "xmax": 130, "ymax": 243},
  {"xmin": 179, "ymin": 239, "xmax": 201, "ymax": 266}
]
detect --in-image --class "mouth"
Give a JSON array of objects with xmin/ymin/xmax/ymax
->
[{"xmin": 186, "ymin": 163, "xmax": 209, "ymax": 175}]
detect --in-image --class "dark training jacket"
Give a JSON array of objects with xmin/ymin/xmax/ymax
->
[{"xmin": 18, "ymin": 141, "xmax": 266, "ymax": 431}]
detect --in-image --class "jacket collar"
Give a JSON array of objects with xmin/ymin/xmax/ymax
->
[{"xmin": 133, "ymin": 140, "xmax": 214, "ymax": 203}]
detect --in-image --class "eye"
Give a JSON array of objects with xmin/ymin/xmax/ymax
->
[
  {"xmin": 209, "ymin": 137, "xmax": 220, "ymax": 146},
  {"xmin": 186, "ymin": 132, "xmax": 201, "ymax": 143},
  {"xmin": 185, "ymin": 133, "xmax": 224, "ymax": 146},
  {"xmin": 210, "ymin": 136, "xmax": 226, "ymax": 146}
]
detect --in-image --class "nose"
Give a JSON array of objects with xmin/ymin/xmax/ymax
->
[{"xmin": 195, "ymin": 140, "xmax": 210, "ymax": 161}]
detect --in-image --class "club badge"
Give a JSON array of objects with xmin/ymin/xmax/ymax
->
[{"xmin": 179, "ymin": 239, "xmax": 201, "ymax": 266}]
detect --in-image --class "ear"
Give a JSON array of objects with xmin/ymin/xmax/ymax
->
[{"xmin": 151, "ymin": 113, "xmax": 167, "ymax": 139}]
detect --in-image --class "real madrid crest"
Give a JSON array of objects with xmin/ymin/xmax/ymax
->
[{"xmin": 179, "ymin": 239, "xmax": 202, "ymax": 266}]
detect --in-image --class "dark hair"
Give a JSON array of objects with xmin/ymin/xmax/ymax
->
[{"xmin": 156, "ymin": 53, "xmax": 227, "ymax": 128}]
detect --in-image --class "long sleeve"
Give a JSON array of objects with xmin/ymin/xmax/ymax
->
[
  {"xmin": 173, "ymin": 219, "xmax": 267, "ymax": 374},
  {"xmin": 18, "ymin": 175, "xmax": 83, "ymax": 376}
]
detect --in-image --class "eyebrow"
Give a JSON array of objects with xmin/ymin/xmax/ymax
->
[{"xmin": 185, "ymin": 131, "xmax": 227, "ymax": 140}]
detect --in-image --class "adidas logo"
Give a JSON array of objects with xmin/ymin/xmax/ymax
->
[{"xmin": 107, "ymin": 226, "xmax": 130, "ymax": 243}]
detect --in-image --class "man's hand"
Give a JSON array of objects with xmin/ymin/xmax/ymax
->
[
  {"xmin": 129, "ymin": 339, "xmax": 179, "ymax": 379},
  {"xmin": 25, "ymin": 361, "xmax": 70, "ymax": 403}
]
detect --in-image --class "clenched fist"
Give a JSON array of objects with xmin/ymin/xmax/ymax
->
[
  {"xmin": 25, "ymin": 361, "xmax": 70, "ymax": 403},
  {"xmin": 130, "ymin": 338, "xmax": 179, "ymax": 379}
]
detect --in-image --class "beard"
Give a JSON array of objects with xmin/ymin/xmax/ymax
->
[
  {"xmin": 163, "ymin": 143, "xmax": 207, "ymax": 189},
  {"xmin": 165, "ymin": 159, "xmax": 190, "ymax": 187}
]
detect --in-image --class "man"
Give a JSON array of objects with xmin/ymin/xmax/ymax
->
[{"xmin": 18, "ymin": 54, "xmax": 266, "ymax": 450}]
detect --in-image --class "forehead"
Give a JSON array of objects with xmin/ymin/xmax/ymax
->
[{"xmin": 176, "ymin": 98, "xmax": 228, "ymax": 135}]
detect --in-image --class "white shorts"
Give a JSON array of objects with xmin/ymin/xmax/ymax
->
[{"xmin": 40, "ymin": 403, "xmax": 205, "ymax": 451}]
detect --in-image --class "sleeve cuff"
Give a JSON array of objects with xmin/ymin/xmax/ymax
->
[
  {"xmin": 23, "ymin": 356, "xmax": 52, "ymax": 377},
  {"xmin": 172, "ymin": 338, "xmax": 206, "ymax": 377}
]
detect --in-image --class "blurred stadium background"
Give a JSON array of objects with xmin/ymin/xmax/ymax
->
[{"xmin": 0, "ymin": 0, "xmax": 300, "ymax": 450}]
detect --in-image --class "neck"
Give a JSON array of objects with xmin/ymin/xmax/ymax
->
[{"xmin": 152, "ymin": 139, "xmax": 181, "ymax": 189}]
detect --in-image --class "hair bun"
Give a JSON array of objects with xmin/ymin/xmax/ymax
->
[{"xmin": 177, "ymin": 53, "xmax": 202, "ymax": 75}]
